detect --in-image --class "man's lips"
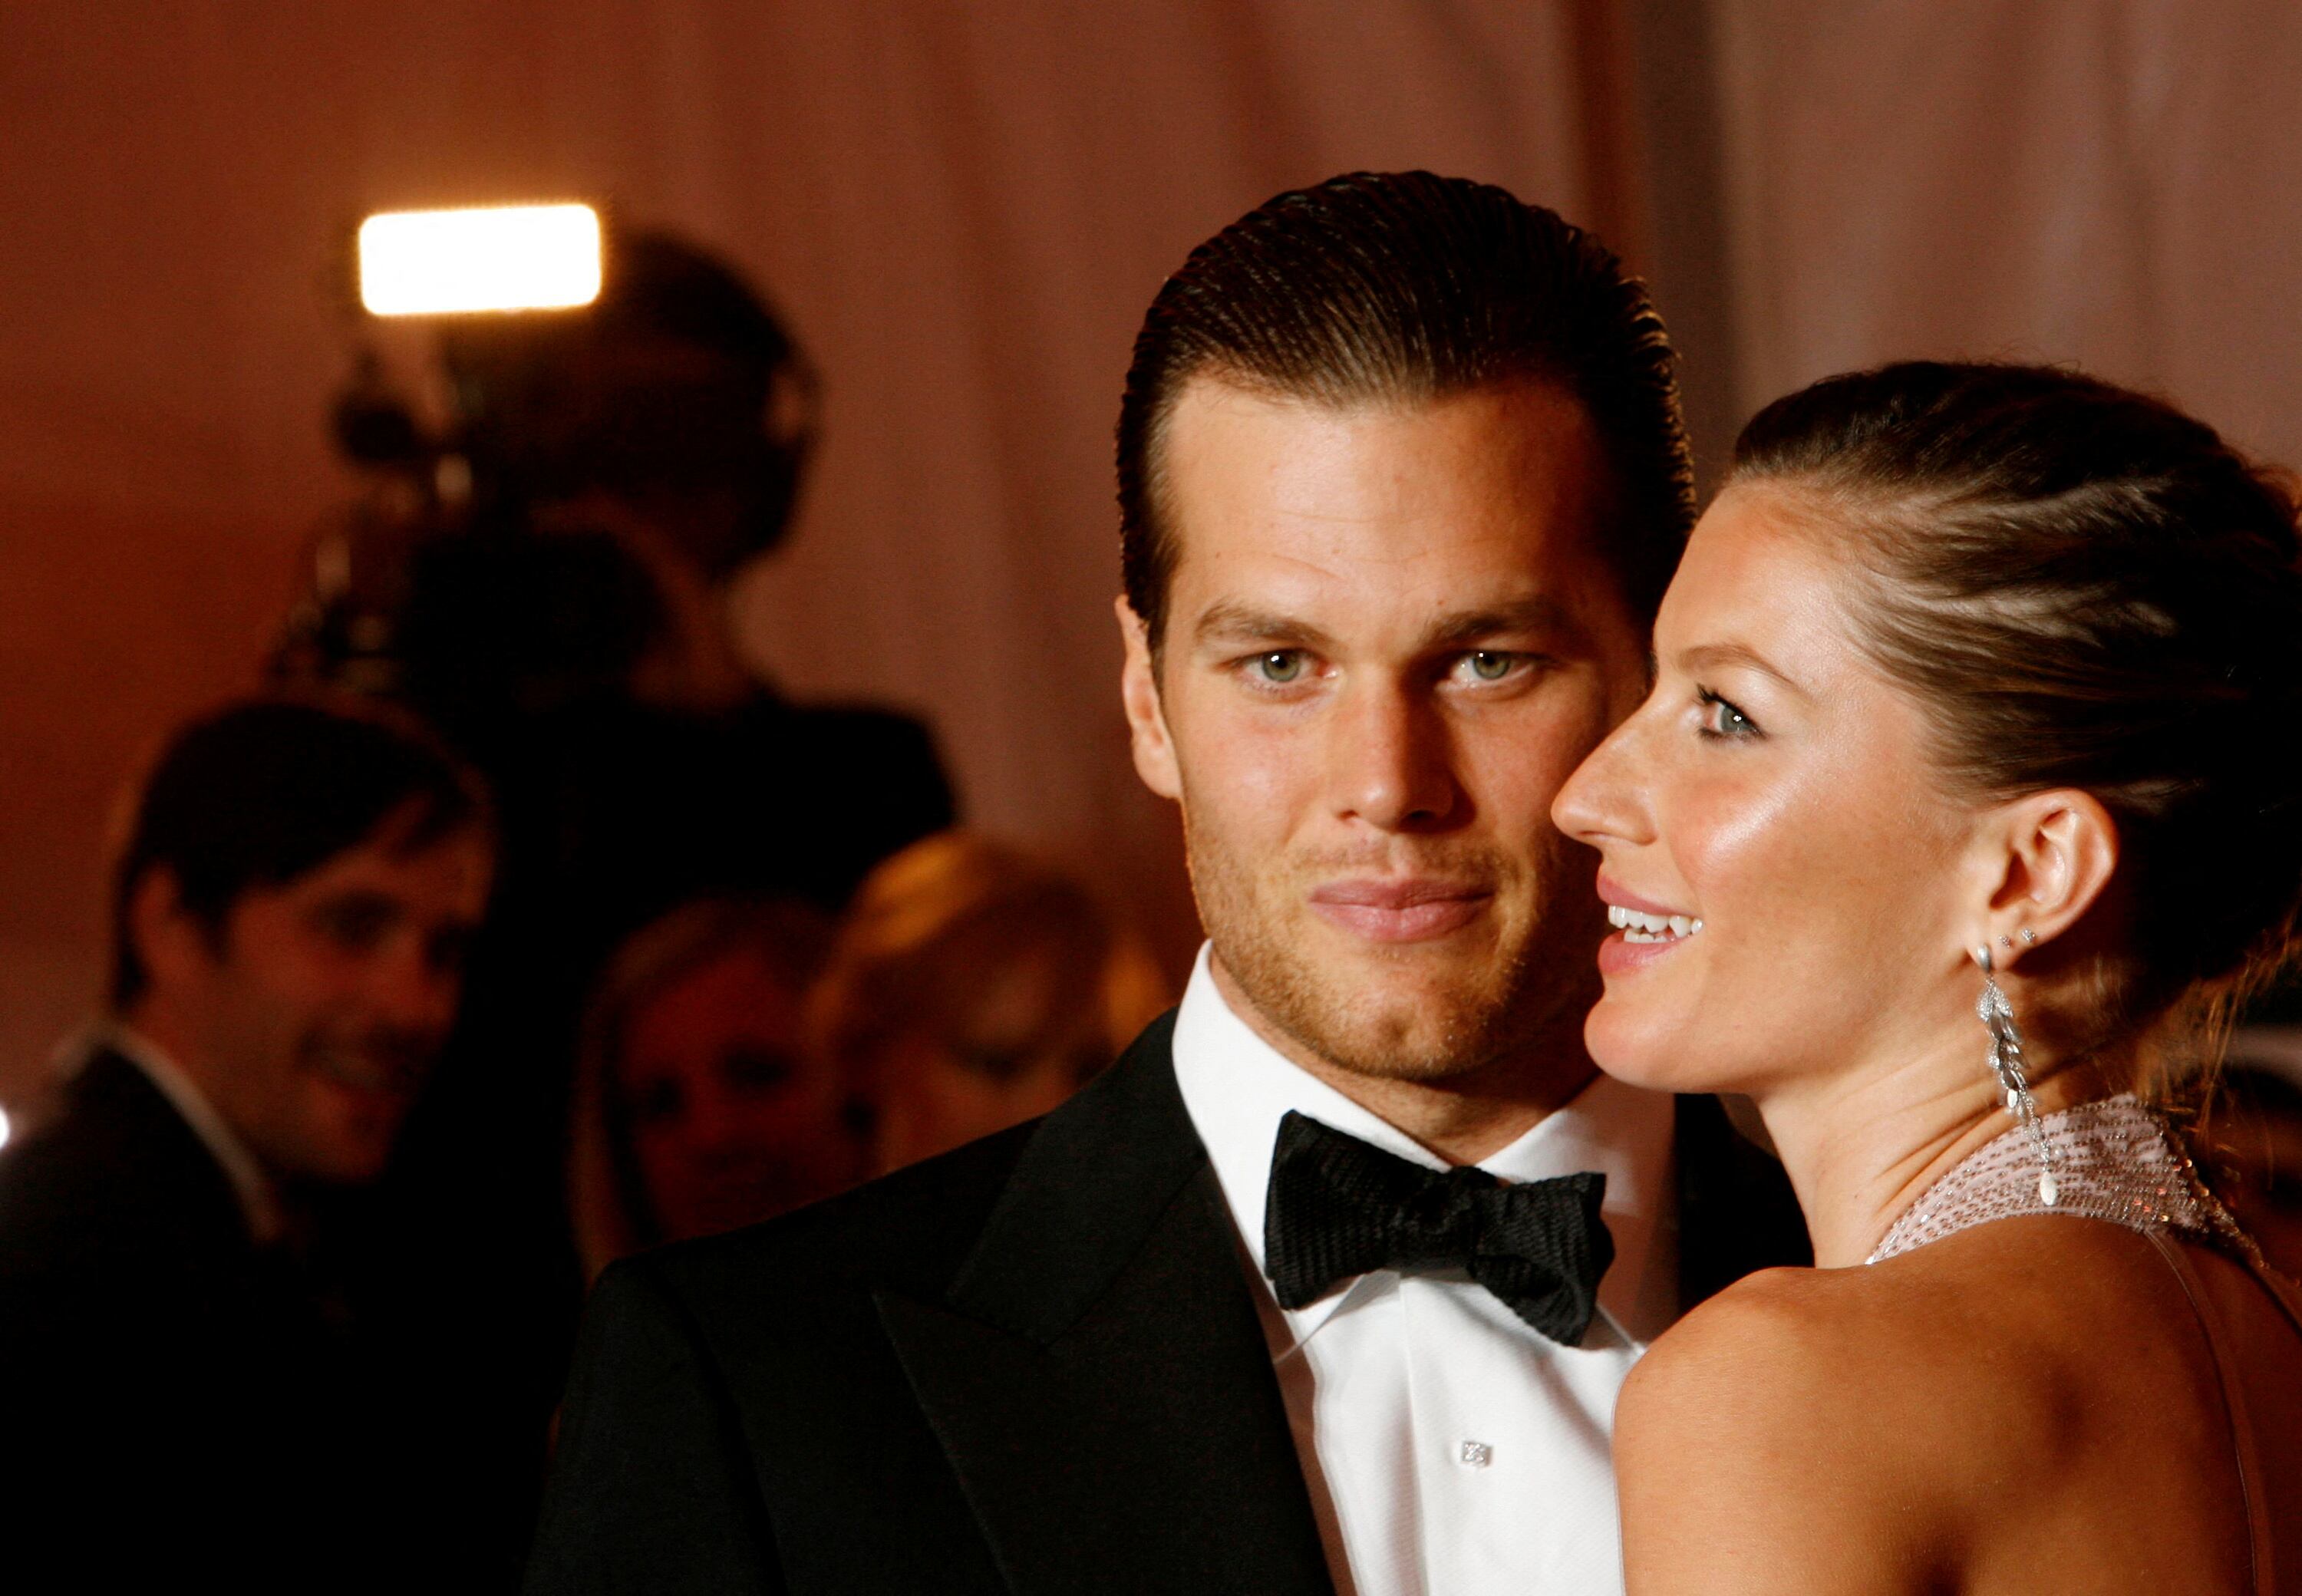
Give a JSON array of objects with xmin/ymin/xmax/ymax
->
[{"xmin": 1307, "ymin": 878, "xmax": 1492, "ymax": 943}]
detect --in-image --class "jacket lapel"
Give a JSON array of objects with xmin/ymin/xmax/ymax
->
[{"xmin": 876, "ymin": 1014, "xmax": 1334, "ymax": 1595}]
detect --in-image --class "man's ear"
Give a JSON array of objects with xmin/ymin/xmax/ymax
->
[
  {"xmin": 1116, "ymin": 595, "xmax": 1182, "ymax": 801},
  {"xmin": 1971, "ymin": 789, "xmax": 2120, "ymax": 965},
  {"xmin": 126, "ymin": 866, "xmax": 219, "ymax": 996}
]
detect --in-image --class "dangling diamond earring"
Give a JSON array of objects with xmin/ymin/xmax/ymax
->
[{"xmin": 1973, "ymin": 944, "xmax": 2059, "ymax": 1206}]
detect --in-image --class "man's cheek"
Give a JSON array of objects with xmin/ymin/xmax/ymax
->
[
  {"xmin": 1203, "ymin": 730, "xmax": 1314, "ymax": 829},
  {"xmin": 1496, "ymin": 703, "xmax": 1617, "ymax": 811}
]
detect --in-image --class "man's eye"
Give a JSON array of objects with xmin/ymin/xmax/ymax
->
[
  {"xmin": 1462, "ymin": 651, "xmax": 1516, "ymax": 682},
  {"xmin": 1251, "ymin": 651, "xmax": 1307, "ymax": 684},
  {"xmin": 309, "ymin": 895, "xmax": 394, "ymax": 951}
]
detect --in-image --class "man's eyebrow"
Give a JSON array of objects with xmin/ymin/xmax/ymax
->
[
  {"xmin": 1677, "ymin": 640, "xmax": 1809, "ymax": 696},
  {"xmin": 1191, "ymin": 595, "xmax": 1573, "ymax": 653},
  {"xmin": 1191, "ymin": 601, "xmax": 1337, "ymax": 652},
  {"xmin": 1423, "ymin": 596, "xmax": 1571, "ymax": 648}
]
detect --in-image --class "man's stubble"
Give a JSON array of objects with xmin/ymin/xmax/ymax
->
[{"xmin": 1179, "ymin": 783, "xmax": 1606, "ymax": 1087}]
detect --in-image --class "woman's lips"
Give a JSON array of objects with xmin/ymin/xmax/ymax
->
[
  {"xmin": 1308, "ymin": 879, "xmax": 1492, "ymax": 943},
  {"xmin": 1593, "ymin": 873, "xmax": 1702, "ymax": 977},
  {"xmin": 1595, "ymin": 875, "xmax": 1689, "ymax": 918},
  {"xmin": 1597, "ymin": 927, "xmax": 1693, "ymax": 977}
]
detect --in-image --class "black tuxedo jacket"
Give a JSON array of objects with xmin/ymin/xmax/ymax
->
[
  {"xmin": 0, "ymin": 1049, "xmax": 421, "ymax": 1592},
  {"xmin": 525, "ymin": 1013, "xmax": 1809, "ymax": 1594}
]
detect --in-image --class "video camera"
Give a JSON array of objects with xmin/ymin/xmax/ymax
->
[{"xmin": 276, "ymin": 205, "xmax": 820, "ymax": 715}]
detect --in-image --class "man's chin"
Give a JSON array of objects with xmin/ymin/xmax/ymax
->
[
  {"xmin": 290, "ymin": 1080, "xmax": 414, "ymax": 1185},
  {"xmin": 1216, "ymin": 937, "xmax": 1523, "ymax": 1083}
]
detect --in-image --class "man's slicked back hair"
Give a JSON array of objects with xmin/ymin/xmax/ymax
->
[{"xmin": 1116, "ymin": 170, "xmax": 1694, "ymax": 647}]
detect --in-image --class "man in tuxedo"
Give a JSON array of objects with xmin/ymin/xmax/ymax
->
[
  {"xmin": 0, "ymin": 697, "xmax": 493, "ymax": 1592},
  {"xmin": 526, "ymin": 171, "xmax": 1806, "ymax": 1594}
]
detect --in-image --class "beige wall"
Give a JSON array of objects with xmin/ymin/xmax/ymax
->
[{"xmin": 1708, "ymin": 0, "xmax": 2302, "ymax": 470}]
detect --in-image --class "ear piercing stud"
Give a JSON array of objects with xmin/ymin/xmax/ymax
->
[{"xmin": 2021, "ymin": 928, "xmax": 2038, "ymax": 944}]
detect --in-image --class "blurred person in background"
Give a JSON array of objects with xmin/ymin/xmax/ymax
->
[
  {"xmin": 815, "ymin": 830, "xmax": 1170, "ymax": 1175},
  {"xmin": 0, "ymin": 697, "xmax": 491, "ymax": 1593},
  {"xmin": 2211, "ymin": 1062, "xmax": 2302, "ymax": 1278},
  {"xmin": 569, "ymin": 895, "xmax": 859, "ymax": 1281},
  {"xmin": 293, "ymin": 232, "xmax": 955, "ymax": 1578},
  {"xmin": 364, "ymin": 229, "xmax": 958, "ymax": 927}
]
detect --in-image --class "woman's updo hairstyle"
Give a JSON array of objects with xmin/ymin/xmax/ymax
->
[{"xmin": 1731, "ymin": 361, "xmax": 2302, "ymax": 1059}]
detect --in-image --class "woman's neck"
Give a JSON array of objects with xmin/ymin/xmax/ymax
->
[{"xmin": 1750, "ymin": 1033, "xmax": 2123, "ymax": 1268}]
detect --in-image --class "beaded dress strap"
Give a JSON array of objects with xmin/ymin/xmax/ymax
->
[{"xmin": 1868, "ymin": 1095, "xmax": 2255, "ymax": 1267}]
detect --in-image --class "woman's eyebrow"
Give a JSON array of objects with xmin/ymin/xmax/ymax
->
[{"xmin": 1677, "ymin": 640, "xmax": 1810, "ymax": 697}]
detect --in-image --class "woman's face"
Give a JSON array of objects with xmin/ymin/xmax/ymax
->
[
  {"xmin": 867, "ymin": 948, "xmax": 1110, "ymax": 1175},
  {"xmin": 1551, "ymin": 486, "xmax": 1984, "ymax": 1098},
  {"xmin": 618, "ymin": 945, "xmax": 862, "ymax": 1242}
]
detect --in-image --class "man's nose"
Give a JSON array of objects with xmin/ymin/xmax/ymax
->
[
  {"xmin": 1331, "ymin": 676, "xmax": 1459, "ymax": 831},
  {"xmin": 368, "ymin": 940, "xmax": 460, "ymax": 1040}
]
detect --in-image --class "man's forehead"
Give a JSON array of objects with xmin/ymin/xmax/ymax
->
[
  {"xmin": 1157, "ymin": 374, "xmax": 1613, "ymax": 630},
  {"xmin": 272, "ymin": 819, "xmax": 493, "ymax": 905}
]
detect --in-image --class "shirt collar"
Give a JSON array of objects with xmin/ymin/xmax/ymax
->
[
  {"xmin": 91, "ymin": 1022, "xmax": 285, "ymax": 1245},
  {"xmin": 1170, "ymin": 943, "xmax": 1679, "ymax": 1344}
]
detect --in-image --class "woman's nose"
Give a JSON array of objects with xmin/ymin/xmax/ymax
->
[{"xmin": 1552, "ymin": 712, "xmax": 1654, "ymax": 847}]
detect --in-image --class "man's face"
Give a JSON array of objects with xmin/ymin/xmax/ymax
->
[
  {"xmin": 1120, "ymin": 376, "xmax": 1647, "ymax": 1087},
  {"xmin": 147, "ymin": 819, "xmax": 492, "ymax": 1186}
]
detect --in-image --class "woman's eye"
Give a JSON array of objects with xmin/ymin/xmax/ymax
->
[
  {"xmin": 1463, "ymin": 650, "xmax": 1515, "ymax": 682},
  {"xmin": 1697, "ymin": 688, "xmax": 1760, "ymax": 739},
  {"xmin": 1251, "ymin": 651, "xmax": 1307, "ymax": 684},
  {"xmin": 721, "ymin": 1047, "xmax": 795, "ymax": 1094},
  {"xmin": 628, "ymin": 1077, "xmax": 684, "ymax": 1126}
]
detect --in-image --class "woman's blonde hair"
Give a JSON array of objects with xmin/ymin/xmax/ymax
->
[{"xmin": 812, "ymin": 831, "xmax": 1169, "ymax": 1093}]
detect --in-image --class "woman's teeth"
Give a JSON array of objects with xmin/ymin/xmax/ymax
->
[{"xmin": 1607, "ymin": 904, "xmax": 1702, "ymax": 943}]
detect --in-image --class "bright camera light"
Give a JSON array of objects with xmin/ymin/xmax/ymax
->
[
  {"xmin": 0, "ymin": 1104, "xmax": 11, "ymax": 1151},
  {"xmin": 358, "ymin": 203, "xmax": 602, "ymax": 316}
]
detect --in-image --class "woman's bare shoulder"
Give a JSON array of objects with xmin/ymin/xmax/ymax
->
[{"xmin": 1616, "ymin": 1218, "xmax": 2201, "ymax": 1594}]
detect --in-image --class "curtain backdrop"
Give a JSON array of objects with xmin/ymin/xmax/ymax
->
[
  {"xmin": 1707, "ymin": 0, "xmax": 2302, "ymax": 470},
  {"xmin": 0, "ymin": 2, "xmax": 1603, "ymax": 1096}
]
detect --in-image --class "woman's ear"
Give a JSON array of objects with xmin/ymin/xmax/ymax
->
[{"xmin": 1975, "ymin": 788, "xmax": 2120, "ymax": 965}]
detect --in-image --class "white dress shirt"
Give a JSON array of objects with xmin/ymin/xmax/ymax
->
[{"xmin": 1171, "ymin": 945, "xmax": 1677, "ymax": 1596}]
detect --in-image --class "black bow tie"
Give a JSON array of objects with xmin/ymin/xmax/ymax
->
[{"xmin": 1262, "ymin": 1110, "xmax": 1614, "ymax": 1345}]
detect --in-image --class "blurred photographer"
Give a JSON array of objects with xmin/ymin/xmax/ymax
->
[{"xmin": 293, "ymin": 230, "xmax": 954, "ymax": 1580}]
